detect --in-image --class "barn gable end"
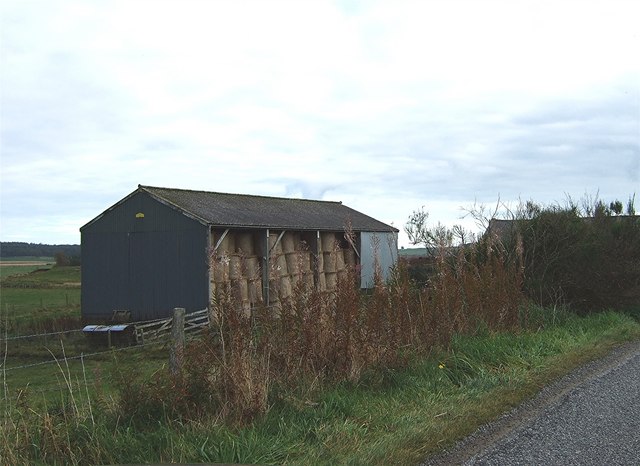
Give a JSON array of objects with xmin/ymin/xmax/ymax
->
[{"xmin": 81, "ymin": 190, "xmax": 209, "ymax": 321}]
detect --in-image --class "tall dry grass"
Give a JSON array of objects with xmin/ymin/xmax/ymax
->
[{"xmin": 123, "ymin": 232, "xmax": 525, "ymax": 425}]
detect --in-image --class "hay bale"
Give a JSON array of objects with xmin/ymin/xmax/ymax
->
[
  {"xmin": 235, "ymin": 232, "xmax": 255, "ymax": 255},
  {"xmin": 325, "ymin": 272, "xmax": 338, "ymax": 290},
  {"xmin": 318, "ymin": 271, "xmax": 327, "ymax": 291},
  {"xmin": 245, "ymin": 256, "xmax": 261, "ymax": 281},
  {"xmin": 268, "ymin": 233, "xmax": 284, "ymax": 255},
  {"xmin": 279, "ymin": 276, "xmax": 293, "ymax": 299},
  {"xmin": 300, "ymin": 251, "xmax": 312, "ymax": 273},
  {"xmin": 323, "ymin": 251, "xmax": 337, "ymax": 273},
  {"xmin": 321, "ymin": 232, "xmax": 337, "ymax": 252},
  {"xmin": 286, "ymin": 250, "xmax": 310, "ymax": 277},
  {"xmin": 249, "ymin": 278, "xmax": 263, "ymax": 303},
  {"xmin": 269, "ymin": 279, "xmax": 280, "ymax": 300},
  {"xmin": 289, "ymin": 271, "xmax": 299, "ymax": 288},
  {"xmin": 304, "ymin": 272, "xmax": 315, "ymax": 289},
  {"xmin": 275, "ymin": 254, "xmax": 288, "ymax": 277},
  {"xmin": 336, "ymin": 249, "xmax": 345, "ymax": 271},
  {"xmin": 344, "ymin": 248, "xmax": 356, "ymax": 266},
  {"xmin": 232, "ymin": 278, "xmax": 250, "ymax": 302},
  {"xmin": 281, "ymin": 232, "xmax": 295, "ymax": 254},
  {"xmin": 241, "ymin": 301, "xmax": 251, "ymax": 317},
  {"xmin": 316, "ymin": 250, "xmax": 324, "ymax": 272},
  {"xmin": 215, "ymin": 232, "xmax": 235, "ymax": 255},
  {"xmin": 229, "ymin": 255, "xmax": 242, "ymax": 279},
  {"xmin": 212, "ymin": 257, "xmax": 230, "ymax": 283}
]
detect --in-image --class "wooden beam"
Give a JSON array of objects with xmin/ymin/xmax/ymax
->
[
  {"xmin": 269, "ymin": 230, "xmax": 286, "ymax": 254},
  {"xmin": 212, "ymin": 228, "xmax": 230, "ymax": 252}
]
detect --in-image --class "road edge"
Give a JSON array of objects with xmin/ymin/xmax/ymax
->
[{"xmin": 421, "ymin": 338, "xmax": 640, "ymax": 466}]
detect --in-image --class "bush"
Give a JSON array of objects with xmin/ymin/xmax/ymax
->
[{"xmin": 495, "ymin": 196, "xmax": 640, "ymax": 312}]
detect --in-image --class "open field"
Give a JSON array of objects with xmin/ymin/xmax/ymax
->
[
  {"xmin": 2, "ymin": 337, "xmax": 169, "ymax": 412},
  {"xmin": 0, "ymin": 258, "xmax": 54, "ymax": 279},
  {"xmin": 0, "ymin": 261, "xmax": 51, "ymax": 266},
  {"xmin": 1, "ymin": 265, "xmax": 81, "ymax": 335},
  {"xmin": 0, "ymin": 264, "xmax": 169, "ymax": 413},
  {"xmin": 0, "ymin": 256, "xmax": 54, "ymax": 262}
]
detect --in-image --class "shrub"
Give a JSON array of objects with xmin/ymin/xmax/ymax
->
[{"xmin": 494, "ymin": 196, "xmax": 640, "ymax": 312}]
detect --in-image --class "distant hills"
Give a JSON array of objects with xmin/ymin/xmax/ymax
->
[{"xmin": 0, "ymin": 242, "xmax": 80, "ymax": 259}]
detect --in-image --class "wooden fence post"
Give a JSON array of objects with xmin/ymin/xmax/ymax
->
[{"xmin": 169, "ymin": 307, "xmax": 185, "ymax": 376}]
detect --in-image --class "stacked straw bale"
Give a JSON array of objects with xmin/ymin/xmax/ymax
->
[
  {"xmin": 211, "ymin": 229, "xmax": 357, "ymax": 307},
  {"xmin": 320, "ymin": 232, "xmax": 349, "ymax": 290},
  {"xmin": 211, "ymin": 233, "xmax": 235, "ymax": 293},
  {"xmin": 211, "ymin": 231, "xmax": 263, "ymax": 314}
]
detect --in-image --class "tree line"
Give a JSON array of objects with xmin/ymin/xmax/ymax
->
[{"xmin": 0, "ymin": 242, "xmax": 80, "ymax": 263}]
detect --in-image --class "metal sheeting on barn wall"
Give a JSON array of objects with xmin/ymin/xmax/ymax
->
[
  {"xmin": 360, "ymin": 231, "xmax": 398, "ymax": 288},
  {"xmin": 81, "ymin": 191, "xmax": 209, "ymax": 321}
]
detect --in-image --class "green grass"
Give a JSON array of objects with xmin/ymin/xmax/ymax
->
[
  {"xmin": 1, "ymin": 288, "xmax": 80, "ymax": 312},
  {"xmin": 1, "ymin": 257, "xmax": 54, "ymax": 262},
  {"xmin": 0, "ymin": 257, "xmax": 55, "ymax": 279},
  {"xmin": 1, "ymin": 266, "xmax": 82, "ymax": 335},
  {"xmin": 1, "ymin": 265, "xmax": 50, "ymax": 279},
  {"xmin": 2, "ymin": 306, "xmax": 638, "ymax": 465},
  {"xmin": 2, "ymin": 341, "xmax": 169, "ymax": 413},
  {"xmin": 1, "ymin": 265, "xmax": 80, "ymax": 287}
]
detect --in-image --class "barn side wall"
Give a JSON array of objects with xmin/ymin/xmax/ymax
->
[{"xmin": 81, "ymin": 191, "xmax": 209, "ymax": 321}]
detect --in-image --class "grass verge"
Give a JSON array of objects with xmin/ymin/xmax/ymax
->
[{"xmin": 2, "ymin": 307, "xmax": 638, "ymax": 465}]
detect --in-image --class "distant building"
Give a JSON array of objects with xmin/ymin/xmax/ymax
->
[{"xmin": 81, "ymin": 185, "xmax": 398, "ymax": 321}]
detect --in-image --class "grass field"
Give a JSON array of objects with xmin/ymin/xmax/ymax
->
[
  {"xmin": 0, "ymin": 257, "xmax": 54, "ymax": 279},
  {"xmin": 0, "ymin": 263, "xmax": 167, "ymax": 414},
  {"xmin": 1, "ymin": 264, "xmax": 81, "ymax": 335}
]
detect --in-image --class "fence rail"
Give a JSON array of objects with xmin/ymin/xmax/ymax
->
[{"xmin": 134, "ymin": 308, "xmax": 209, "ymax": 344}]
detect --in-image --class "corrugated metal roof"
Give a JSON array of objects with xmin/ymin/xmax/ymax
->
[{"xmin": 138, "ymin": 185, "xmax": 398, "ymax": 232}]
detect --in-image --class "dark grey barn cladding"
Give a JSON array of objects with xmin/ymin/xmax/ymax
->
[{"xmin": 81, "ymin": 185, "xmax": 398, "ymax": 322}]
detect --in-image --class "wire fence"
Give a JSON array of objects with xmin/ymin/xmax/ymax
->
[
  {"xmin": 0, "ymin": 328, "xmax": 85, "ymax": 341},
  {"xmin": 0, "ymin": 336, "xmax": 185, "ymax": 404},
  {"xmin": 1, "ymin": 338, "xmax": 169, "ymax": 372},
  {"xmin": 0, "ymin": 315, "xmax": 173, "ymax": 342},
  {"xmin": 1, "ymin": 309, "xmax": 212, "ymax": 377}
]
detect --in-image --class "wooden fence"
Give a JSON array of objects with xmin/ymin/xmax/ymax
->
[{"xmin": 134, "ymin": 308, "xmax": 209, "ymax": 344}]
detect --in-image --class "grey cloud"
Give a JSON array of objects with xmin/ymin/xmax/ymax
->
[{"xmin": 271, "ymin": 179, "xmax": 341, "ymax": 200}]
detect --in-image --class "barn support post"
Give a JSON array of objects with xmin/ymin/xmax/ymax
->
[
  {"xmin": 314, "ymin": 230, "xmax": 321, "ymax": 291},
  {"xmin": 169, "ymin": 307, "xmax": 185, "ymax": 376},
  {"xmin": 262, "ymin": 229, "xmax": 270, "ymax": 306},
  {"xmin": 206, "ymin": 226, "xmax": 224, "ymax": 323}
]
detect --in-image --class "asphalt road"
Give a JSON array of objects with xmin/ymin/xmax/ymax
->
[{"xmin": 424, "ymin": 340, "xmax": 640, "ymax": 466}]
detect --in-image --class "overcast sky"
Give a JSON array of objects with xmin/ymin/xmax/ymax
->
[{"xmin": 1, "ymin": 0, "xmax": 638, "ymax": 247}]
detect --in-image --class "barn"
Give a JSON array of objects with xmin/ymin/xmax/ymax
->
[{"xmin": 81, "ymin": 185, "xmax": 399, "ymax": 322}]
